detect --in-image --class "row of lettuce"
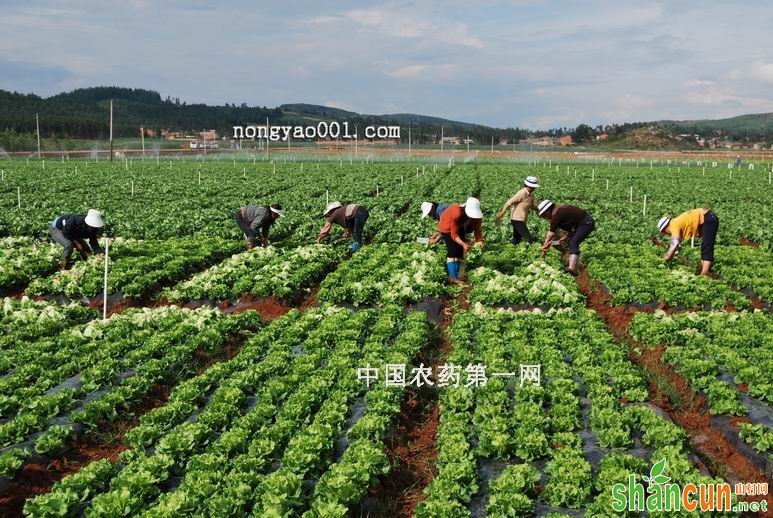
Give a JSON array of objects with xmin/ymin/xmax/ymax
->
[{"xmin": 18, "ymin": 306, "xmax": 429, "ymax": 517}]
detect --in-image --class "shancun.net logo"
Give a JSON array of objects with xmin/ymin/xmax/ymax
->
[{"xmin": 611, "ymin": 458, "xmax": 769, "ymax": 513}]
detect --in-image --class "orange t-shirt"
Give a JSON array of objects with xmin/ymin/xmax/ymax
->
[{"xmin": 438, "ymin": 204, "xmax": 483, "ymax": 242}]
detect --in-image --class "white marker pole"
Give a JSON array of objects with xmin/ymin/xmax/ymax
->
[
  {"xmin": 198, "ymin": 170, "xmax": 201, "ymax": 185},
  {"xmin": 131, "ymin": 180, "xmax": 134, "ymax": 197},
  {"xmin": 326, "ymin": 189, "xmax": 329, "ymax": 205},
  {"xmin": 376, "ymin": 184, "xmax": 379, "ymax": 197},
  {"xmin": 642, "ymin": 194, "xmax": 647, "ymax": 216},
  {"xmin": 103, "ymin": 238, "xmax": 109, "ymax": 320},
  {"xmin": 629, "ymin": 186, "xmax": 633, "ymax": 203},
  {"xmin": 17, "ymin": 187, "xmax": 20, "ymax": 209},
  {"xmin": 401, "ymin": 175, "xmax": 404, "ymax": 186},
  {"xmin": 606, "ymin": 178, "xmax": 609, "ymax": 190}
]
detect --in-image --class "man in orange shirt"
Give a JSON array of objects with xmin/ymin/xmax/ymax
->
[
  {"xmin": 437, "ymin": 197, "xmax": 484, "ymax": 284},
  {"xmin": 658, "ymin": 208, "xmax": 719, "ymax": 275}
]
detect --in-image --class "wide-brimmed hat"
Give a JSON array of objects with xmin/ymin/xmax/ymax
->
[
  {"xmin": 323, "ymin": 201, "xmax": 343, "ymax": 216},
  {"xmin": 85, "ymin": 209, "xmax": 104, "ymax": 228},
  {"xmin": 270, "ymin": 204, "xmax": 285, "ymax": 218},
  {"xmin": 462, "ymin": 197, "xmax": 483, "ymax": 219},
  {"xmin": 420, "ymin": 202, "xmax": 434, "ymax": 219},
  {"xmin": 538, "ymin": 200, "xmax": 554, "ymax": 216},
  {"xmin": 524, "ymin": 176, "xmax": 540, "ymax": 188},
  {"xmin": 658, "ymin": 216, "xmax": 671, "ymax": 232}
]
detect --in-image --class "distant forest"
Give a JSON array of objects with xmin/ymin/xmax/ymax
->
[{"xmin": 0, "ymin": 86, "xmax": 769, "ymax": 152}]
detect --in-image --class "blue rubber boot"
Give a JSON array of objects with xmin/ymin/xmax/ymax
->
[
  {"xmin": 447, "ymin": 260, "xmax": 459, "ymax": 280},
  {"xmin": 351, "ymin": 242, "xmax": 362, "ymax": 252}
]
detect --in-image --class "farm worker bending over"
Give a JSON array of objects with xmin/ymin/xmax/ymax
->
[
  {"xmin": 234, "ymin": 203, "xmax": 285, "ymax": 250},
  {"xmin": 438, "ymin": 197, "xmax": 484, "ymax": 284},
  {"xmin": 658, "ymin": 208, "xmax": 719, "ymax": 276},
  {"xmin": 537, "ymin": 200, "xmax": 595, "ymax": 276},
  {"xmin": 495, "ymin": 175, "xmax": 540, "ymax": 245},
  {"xmin": 50, "ymin": 209, "xmax": 104, "ymax": 270},
  {"xmin": 316, "ymin": 201, "xmax": 369, "ymax": 252},
  {"xmin": 420, "ymin": 201, "xmax": 451, "ymax": 245}
]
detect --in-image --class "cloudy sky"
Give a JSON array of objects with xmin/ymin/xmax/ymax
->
[{"xmin": 1, "ymin": 1, "xmax": 772, "ymax": 129}]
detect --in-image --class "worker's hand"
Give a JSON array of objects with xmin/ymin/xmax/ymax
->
[
  {"xmin": 495, "ymin": 214, "xmax": 502, "ymax": 224},
  {"xmin": 478, "ymin": 241, "xmax": 485, "ymax": 249},
  {"xmin": 315, "ymin": 236, "xmax": 323, "ymax": 245},
  {"xmin": 461, "ymin": 242, "xmax": 470, "ymax": 254},
  {"xmin": 341, "ymin": 231, "xmax": 351, "ymax": 238},
  {"xmin": 247, "ymin": 240, "xmax": 255, "ymax": 250},
  {"xmin": 428, "ymin": 234, "xmax": 440, "ymax": 245},
  {"xmin": 540, "ymin": 247, "xmax": 549, "ymax": 257},
  {"xmin": 559, "ymin": 235, "xmax": 569, "ymax": 246}
]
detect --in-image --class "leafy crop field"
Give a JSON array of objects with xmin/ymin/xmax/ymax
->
[{"xmin": 0, "ymin": 156, "xmax": 770, "ymax": 517}]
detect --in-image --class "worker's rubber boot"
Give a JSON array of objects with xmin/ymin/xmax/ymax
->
[
  {"xmin": 447, "ymin": 260, "xmax": 460, "ymax": 284},
  {"xmin": 699, "ymin": 260, "xmax": 713, "ymax": 276},
  {"xmin": 351, "ymin": 242, "xmax": 362, "ymax": 252},
  {"xmin": 59, "ymin": 259, "xmax": 71, "ymax": 271},
  {"xmin": 566, "ymin": 254, "xmax": 579, "ymax": 276}
]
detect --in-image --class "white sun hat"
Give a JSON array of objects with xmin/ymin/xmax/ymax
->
[
  {"xmin": 323, "ymin": 201, "xmax": 343, "ymax": 216},
  {"xmin": 524, "ymin": 176, "xmax": 540, "ymax": 188},
  {"xmin": 658, "ymin": 216, "xmax": 671, "ymax": 232},
  {"xmin": 420, "ymin": 202, "xmax": 434, "ymax": 219},
  {"xmin": 463, "ymin": 197, "xmax": 483, "ymax": 219},
  {"xmin": 537, "ymin": 200, "xmax": 554, "ymax": 216},
  {"xmin": 85, "ymin": 209, "xmax": 104, "ymax": 228},
  {"xmin": 269, "ymin": 204, "xmax": 285, "ymax": 218}
]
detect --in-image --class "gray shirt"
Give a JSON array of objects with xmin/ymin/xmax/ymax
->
[{"xmin": 242, "ymin": 205, "xmax": 274, "ymax": 236}]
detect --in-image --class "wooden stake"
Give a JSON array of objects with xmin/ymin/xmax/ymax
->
[{"xmin": 103, "ymin": 238, "xmax": 110, "ymax": 320}]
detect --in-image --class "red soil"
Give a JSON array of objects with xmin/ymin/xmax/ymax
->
[
  {"xmin": 0, "ymin": 383, "xmax": 169, "ymax": 517},
  {"xmin": 576, "ymin": 266, "xmax": 773, "ymax": 513},
  {"xmin": 221, "ymin": 294, "xmax": 292, "ymax": 320},
  {"xmin": 740, "ymin": 238, "xmax": 760, "ymax": 248}
]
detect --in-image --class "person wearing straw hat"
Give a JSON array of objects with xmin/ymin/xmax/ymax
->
[
  {"xmin": 234, "ymin": 203, "xmax": 285, "ymax": 250},
  {"xmin": 437, "ymin": 197, "xmax": 484, "ymax": 284},
  {"xmin": 657, "ymin": 208, "xmax": 719, "ymax": 275},
  {"xmin": 316, "ymin": 201, "xmax": 370, "ymax": 251},
  {"xmin": 50, "ymin": 209, "xmax": 104, "ymax": 270},
  {"xmin": 495, "ymin": 176, "xmax": 540, "ymax": 245},
  {"xmin": 537, "ymin": 200, "xmax": 595, "ymax": 276},
  {"xmin": 421, "ymin": 201, "xmax": 451, "ymax": 244}
]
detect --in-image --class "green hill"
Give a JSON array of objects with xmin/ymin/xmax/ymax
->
[{"xmin": 659, "ymin": 113, "xmax": 773, "ymax": 135}]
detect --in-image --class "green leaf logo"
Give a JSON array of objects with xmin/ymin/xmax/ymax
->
[{"xmin": 642, "ymin": 458, "xmax": 671, "ymax": 489}]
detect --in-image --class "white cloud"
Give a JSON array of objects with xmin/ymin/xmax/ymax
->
[
  {"xmin": 384, "ymin": 63, "xmax": 457, "ymax": 79},
  {"xmin": 749, "ymin": 60, "xmax": 773, "ymax": 84},
  {"xmin": 308, "ymin": 6, "xmax": 483, "ymax": 49}
]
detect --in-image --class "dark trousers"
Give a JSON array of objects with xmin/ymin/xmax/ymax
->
[
  {"xmin": 351, "ymin": 207, "xmax": 369, "ymax": 245},
  {"xmin": 700, "ymin": 212, "xmax": 719, "ymax": 261},
  {"xmin": 441, "ymin": 232, "xmax": 464, "ymax": 259},
  {"xmin": 234, "ymin": 211, "xmax": 255, "ymax": 242},
  {"xmin": 568, "ymin": 214, "xmax": 595, "ymax": 255},
  {"xmin": 510, "ymin": 220, "xmax": 533, "ymax": 244}
]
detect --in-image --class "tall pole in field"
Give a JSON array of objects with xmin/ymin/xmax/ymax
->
[
  {"xmin": 265, "ymin": 117, "xmax": 270, "ymax": 161},
  {"xmin": 35, "ymin": 113, "xmax": 42, "ymax": 159},
  {"xmin": 109, "ymin": 100, "xmax": 114, "ymax": 162},
  {"xmin": 440, "ymin": 125, "xmax": 444, "ymax": 154},
  {"xmin": 140, "ymin": 127, "xmax": 145, "ymax": 157},
  {"xmin": 102, "ymin": 238, "xmax": 110, "ymax": 320},
  {"xmin": 408, "ymin": 124, "xmax": 411, "ymax": 158}
]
